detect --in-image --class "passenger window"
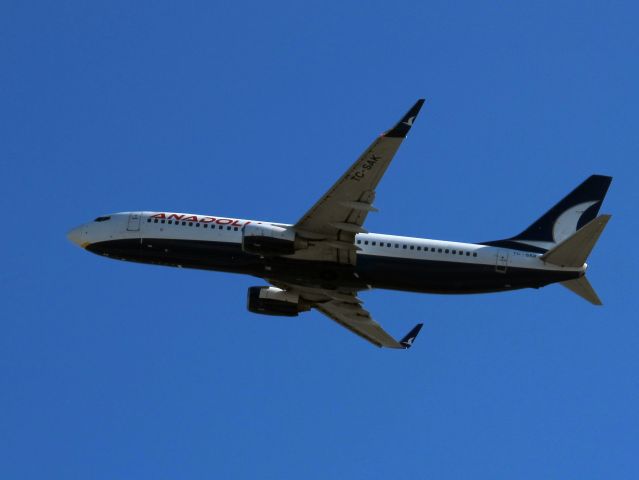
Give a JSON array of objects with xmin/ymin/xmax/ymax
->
[
  {"xmin": 357, "ymin": 240, "xmax": 361, "ymax": 244},
  {"xmin": 147, "ymin": 219, "xmax": 151, "ymax": 223},
  {"xmin": 473, "ymin": 252, "xmax": 478, "ymax": 257},
  {"xmin": 234, "ymin": 227, "xmax": 239, "ymax": 231},
  {"xmin": 395, "ymin": 244, "xmax": 399, "ymax": 248},
  {"xmin": 459, "ymin": 251, "xmax": 463, "ymax": 255},
  {"xmin": 364, "ymin": 241, "xmax": 369, "ymax": 245},
  {"xmin": 196, "ymin": 223, "xmax": 200, "ymax": 227},
  {"xmin": 387, "ymin": 243, "xmax": 391, "ymax": 247},
  {"xmin": 445, "ymin": 249, "xmax": 449, "ymax": 253},
  {"xmin": 403, "ymin": 245, "xmax": 407, "ymax": 249},
  {"xmin": 452, "ymin": 250, "xmax": 456, "ymax": 254},
  {"xmin": 189, "ymin": 222, "xmax": 193, "ymax": 226},
  {"xmin": 227, "ymin": 226, "xmax": 231, "ymax": 230},
  {"xmin": 182, "ymin": 221, "xmax": 186, "ymax": 226},
  {"xmin": 219, "ymin": 225, "xmax": 223, "ymax": 229},
  {"xmin": 203, "ymin": 224, "xmax": 208, "ymax": 228},
  {"xmin": 154, "ymin": 219, "xmax": 158, "ymax": 223},
  {"xmin": 372, "ymin": 242, "xmax": 376, "ymax": 246},
  {"xmin": 168, "ymin": 220, "xmax": 172, "ymax": 224},
  {"xmin": 466, "ymin": 252, "xmax": 470, "ymax": 256},
  {"xmin": 431, "ymin": 248, "xmax": 435, "ymax": 252},
  {"xmin": 161, "ymin": 220, "xmax": 165, "ymax": 224},
  {"xmin": 410, "ymin": 246, "xmax": 414, "ymax": 250},
  {"xmin": 417, "ymin": 246, "xmax": 421, "ymax": 251}
]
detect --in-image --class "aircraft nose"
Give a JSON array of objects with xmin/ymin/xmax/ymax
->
[{"xmin": 66, "ymin": 226, "xmax": 85, "ymax": 247}]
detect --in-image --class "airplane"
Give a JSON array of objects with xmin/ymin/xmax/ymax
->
[{"xmin": 67, "ymin": 99, "xmax": 612, "ymax": 349}]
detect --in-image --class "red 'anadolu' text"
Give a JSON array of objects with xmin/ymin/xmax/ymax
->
[{"xmin": 150, "ymin": 213, "xmax": 250, "ymax": 227}]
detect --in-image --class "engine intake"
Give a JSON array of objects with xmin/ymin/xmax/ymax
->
[
  {"xmin": 247, "ymin": 286, "xmax": 309, "ymax": 317},
  {"xmin": 242, "ymin": 223, "xmax": 296, "ymax": 256}
]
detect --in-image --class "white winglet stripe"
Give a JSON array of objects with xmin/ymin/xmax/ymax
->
[{"xmin": 403, "ymin": 116, "xmax": 415, "ymax": 126}]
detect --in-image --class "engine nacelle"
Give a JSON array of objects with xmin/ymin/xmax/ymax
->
[
  {"xmin": 242, "ymin": 223, "xmax": 297, "ymax": 256},
  {"xmin": 247, "ymin": 286, "xmax": 309, "ymax": 317}
]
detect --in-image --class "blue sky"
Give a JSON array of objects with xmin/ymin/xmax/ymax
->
[{"xmin": 2, "ymin": 1, "xmax": 638, "ymax": 478}]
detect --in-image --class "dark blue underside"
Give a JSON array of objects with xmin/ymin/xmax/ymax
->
[{"xmin": 87, "ymin": 238, "xmax": 580, "ymax": 294}]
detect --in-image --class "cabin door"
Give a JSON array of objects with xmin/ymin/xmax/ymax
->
[
  {"xmin": 127, "ymin": 212, "xmax": 142, "ymax": 231},
  {"xmin": 496, "ymin": 249, "xmax": 509, "ymax": 273}
]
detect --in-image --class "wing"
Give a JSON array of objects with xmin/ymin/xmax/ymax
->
[
  {"xmin": 292, "ymin": 99, "xmax": 425, "ymax": 265},
  {"xmin": 270, "ymin": 281, "xmax": 423, "ymax": 349},
  {"xmin": 316, "ymin": 300, "xmax": 424, "ymax": 349}
]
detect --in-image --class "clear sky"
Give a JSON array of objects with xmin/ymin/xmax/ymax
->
[{"xmin": 2, "ymin": 1, "xmax": 638, "ymax": 478}]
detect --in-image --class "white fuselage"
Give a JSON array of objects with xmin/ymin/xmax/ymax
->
[{"xmin": 68, "ymin": 211, "xmax": 586, "ymax": 292}]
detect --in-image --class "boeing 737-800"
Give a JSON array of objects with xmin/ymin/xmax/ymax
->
[{"xmin": 67, "ymin": 100, "xmax": 612, "ymax": 349}]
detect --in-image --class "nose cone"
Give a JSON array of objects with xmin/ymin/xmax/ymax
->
[{"xmin": 67, "ymin": 226, "xmax": 85, "ymax": 247}]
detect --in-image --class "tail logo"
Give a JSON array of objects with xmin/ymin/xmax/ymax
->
[{"xmin": 552, "ymin": 200, "xmax": 599, "ymax": 243}]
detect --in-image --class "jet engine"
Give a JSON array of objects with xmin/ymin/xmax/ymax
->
[
  {"xmin": 242, "ymin": 223, "xmax": 299, "ymax": 256},
  {"xmin": 247, "ymin": 286, "xmax": 310, "ymax": 317}
]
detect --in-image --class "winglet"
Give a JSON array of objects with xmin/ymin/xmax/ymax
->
[
  {"xmin": 400, "ymin": 323, "xmax": 424, "ymax": 349},
  {"xmin": 384, "ymin": 99, "xmax": 425, "ymax": 138}
]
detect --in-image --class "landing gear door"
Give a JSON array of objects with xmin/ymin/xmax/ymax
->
[
  {"xmin": 496, "ymin": 249, "xmax": 509, "ymax": 273},
  {"xmin": 127, "ymin": 212, "xmax": 142, "ymax": 231}
]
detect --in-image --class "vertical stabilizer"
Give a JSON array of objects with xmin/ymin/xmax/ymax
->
[{"xmin": 483, "ymin": 175, "xmax": 612, "ymax": 252}]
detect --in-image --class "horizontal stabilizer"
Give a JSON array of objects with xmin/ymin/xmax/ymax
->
[
  {"xmin": 560, "ymin": 276, "xmax": 603, "ymax": 305},
  {"xmin": 541, "ymin": 215, "xmax": 611, "ymax": 267}
]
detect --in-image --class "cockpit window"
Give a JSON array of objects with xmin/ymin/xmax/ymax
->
[{"xmin": 94, "ymin": 216, "xmax": 111, "ymax": 222}]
